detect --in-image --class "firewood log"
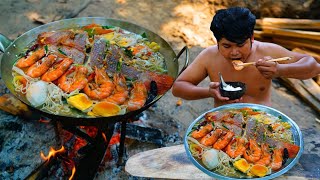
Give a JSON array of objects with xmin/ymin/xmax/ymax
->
[
  {"xmin": 272, "ymin": 38, "xmax": 320, "ymax": 53},
  {"xmin": 262, "ymin": 28, "xmax": 320, "ymax": 41},
  {"xmin": 0, "ymin": 94, "xmax": 33, "ymax": 118},
  {"xmin": 261, "ymin": 18, "xmax": 320, "ymax": 31}
]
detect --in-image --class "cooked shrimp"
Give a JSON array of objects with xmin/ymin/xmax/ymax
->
[
  {"xmin": 83, "ymin": 67, "xmax": 115, "ymax": 100},
  {"xmin": 126, "ymin": 81, "xmax": 147, "ymax": 111},
  {"xmin": 213, "ymin": 131, "xmax": 234, "ymax": 150},
  {"xmin": 41, "ymin": 58, "xmax": 73, "ymax": 82},
  {"xmin": 26, "ymin": 54, "xmax": 56, "ymax": 78},
  {"xmin": 225, "ymin": 137, "xmax": 246, "ymax": 158},
  {"xmin": 103, "ymin": 73, "xmax": 129, "ymax": 105},
  {"xmin": 243, "ymin": 139, "xmax": 262, "ymax": 163},
  {"xmin": 255, "ymin": 143, "xmax": 271, "ymax": 166},
  {"xmin": 200, "ymin": 128, "xmax": 223, "ymax": 146},
  {"xmin": 58, "ymin": 66, "xmax": 88, "ymax": 93},
  {"xmin": 191, "ymin": 123, "xmax": 213, "ymax": 139},
  {"xmin": 16, "ymin": 48, "xmax": 45, "ymax": 68},
  {"xmin": 271, "ymin": 148, "xmax": 283, "ymax": 171}
]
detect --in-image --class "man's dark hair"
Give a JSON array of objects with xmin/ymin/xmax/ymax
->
[{"xmin": 210, "ymin": 7, "xmax": 256, "ymax": 44}]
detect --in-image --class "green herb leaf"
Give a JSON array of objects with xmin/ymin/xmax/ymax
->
[
  {"xmin": 44, "ymin": 45, "xmax": 48, "ymax": 55},
  {"xmin": 58, "ymin": 48, "xmax": 67, "ymax": 56},
  {"xmin": 116, "ymin": 60, "xmax": 122, "ymax": 72},
  {"xmin": 141, "ymin": 32, "xmax": 147, "ymax": 38},
  {"xmin": 124, "ymin": 48, "xmax": 133, "ymax": 58},
  {"xmin": 241, "ymin": 110, "xmax": 248, "ymax": 117},
  {"xmin": 84, "ymin": 29, "xmax": 95, "ymax": 37},
  {"xmin": 263, "ymin": 132, "xmax": 266, "ymax": 141},
  {"xmin": 222, "ymin": 123, "xmax": 229, "ymax": 130},
  {"xmin": 102, "ymin": 25, "xmax": 115, "ymax": 29}
]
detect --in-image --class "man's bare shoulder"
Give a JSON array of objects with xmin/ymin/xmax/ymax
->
[
  {"xmin": 195, "ymin": 45, "xmax": 219, "ymax": 62},
  {"xmin": 201, "ymin": 45, "xmax": 218, "ymax": 55},
  {"xmin": 255, "ymin": 40, "xmax": 281, "ymax": 48},
  {"xmin": 254, "ymin": 40, "xmax": 287, "ymax": 55}
]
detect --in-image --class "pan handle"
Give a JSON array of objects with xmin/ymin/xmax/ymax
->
[
  {"xmin": 174, "ymin": 46, "xmax": 189, "ymax": 75},
  {"xmin": 0, "ymin": 33, "xmax": 12, "ymax": 53}
]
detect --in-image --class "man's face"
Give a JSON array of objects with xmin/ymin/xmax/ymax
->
[{"xmin": 217, "ymin": 37, "xmax": 253, "ymax": 62}]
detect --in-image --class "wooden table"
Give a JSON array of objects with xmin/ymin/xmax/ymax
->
[
  {"xmin": 125, "ymin": 143, "xmax": 320, "ymax": 179},
  {"xmin": 125, "ymin": 144, "xmax": 211, "ymax": 179}
]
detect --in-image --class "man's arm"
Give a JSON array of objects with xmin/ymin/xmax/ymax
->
[
  {"xmin": 276, "ymin": 55, "xmax": 320, "ymax": 79},
  {"xmin": 172, "ymin": 48, "xmax": 212, "ymax": 100},
  {"xmin": 255, "ymin": 43, "xmax": 320, "ymax": 79},
  {"xmin": 172, "ymin": 81, "xmax": 212, "ymax": 100}
]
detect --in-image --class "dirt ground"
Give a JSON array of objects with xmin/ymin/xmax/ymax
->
[{"xmin": 0, "ymin": 0, "xmax": 319, "ymax": 179}]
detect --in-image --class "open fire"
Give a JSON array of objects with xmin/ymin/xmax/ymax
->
[
  {"xmin": 25, "ymin": 122, "xmax": 122, "ymax": 179},
  {"xmin": 0, "ymin": 93, "xmax": 182, "ymax": 179}
]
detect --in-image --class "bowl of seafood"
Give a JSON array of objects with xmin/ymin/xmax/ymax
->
[{"xmin": 184, "ymin": 103, "xmax": 303, "ymax": 180}]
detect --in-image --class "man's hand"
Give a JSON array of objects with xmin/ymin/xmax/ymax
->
[
  {"xmin": 255, "ymin": 56, "xmax": 279, "ymax": 79},
  {"xmin": 209, "ymin": 82, "xmax": 241, "ymax": 103}
]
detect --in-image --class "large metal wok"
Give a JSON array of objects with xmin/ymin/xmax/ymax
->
[{"xmin": 0, "ymin": 17, "xmax": 189, "ymax": 125}]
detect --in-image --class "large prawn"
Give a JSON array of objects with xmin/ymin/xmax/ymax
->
[
  {"xmin": 58, "ymin": 65, "xmax": 88, "ymax": 93},
  {"xmin": 213, "ymin": 131, "xmax": 234, "ymax": 150},
  {"xmin": 191, "ymin": 123, "xmax": 213, "ymax": 139},
  {"xmin": 126, "ymin": 81, "xmax": 147, "ymax": 111},
  {"xmin": 103, "ymin": 73, "xmax": 129, "ymax": 105},
  {"xmin": 200, "ymin": 128, "xmax": 223, "ymax": 146},
  {"xmin": 26, "ymin": 54, "xmax": 56, "ymax": 78},
  {"xmin": 41, "ymin": 57, "xmax": 73, "ymax": 82},
  {"xmin": 255, "ymin": 143, "xmax": 271, "ymax": 166},
  {"xmin": 271, "ymin": 148, "xmax": 283, "ymax": 171},
  {"xmin": 83, "ymin": 67, "xmax": 114, "ymax": 100},
  {"xmin": 16, "ymin": 48, "xmax": 45, "ymax": 68},
  {"xmin": 225, "ymin": 137, "xmax": 246, "ymax": 158},
  {"xmin": 243, "ymin": 139, "xmax": 262, "ymax": 163}
]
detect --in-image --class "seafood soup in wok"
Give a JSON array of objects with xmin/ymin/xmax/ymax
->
[
  {"xmin": 186, "ymin": 105, "xmax": 301, "ymax": 178},
  {"xmin": 11, "ymin": 23, "xmax": 174, "ymax": 117}
]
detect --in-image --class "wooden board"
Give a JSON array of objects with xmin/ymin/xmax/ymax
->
[
  {"xmin": 262, "ymin": 28, "xmax": 320, "ymax": 41},
  {"xmin": 279, "ymin": 78, "xmax": 320, "ymax": 114},
  {"xmin": 125, "ymin": 144, "xmax": 212, "ymax": 179},
  {"xmin": 261, "ymin": 18, "xmax": 320, "ymax": 31}
]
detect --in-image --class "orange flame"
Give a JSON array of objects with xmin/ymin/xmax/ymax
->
[
  {"xmin": 102, "ymin": 132, "xmax": 107, "ymax": 142},
  {"xmin": 40, "ymin": 146, "xmax": 65, "ymax": 161},
  {"xmin": 38, "ymin": 118, "xmax": 51, "ymax": 123},
  {"xmin": 68, "ymin": 166, "xmax": 76, "ymax": 180}
]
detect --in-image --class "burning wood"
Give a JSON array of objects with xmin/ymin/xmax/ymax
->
[
  {"xmin": 40, "ymin": 146, "xmax": 66, "ymax": 161},
  {"xmin": 25, "ymin": 146, "xmax": 75, "ymax": 180}
]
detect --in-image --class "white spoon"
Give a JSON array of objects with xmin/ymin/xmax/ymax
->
[{"xmin": 218, "ymin": 72, "xmax": 228, "ymax": 89}]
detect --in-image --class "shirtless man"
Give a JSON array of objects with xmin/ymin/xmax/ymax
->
[{"xmin": 172, "ymin": 7, "xmax": 320, "ymax": 107}]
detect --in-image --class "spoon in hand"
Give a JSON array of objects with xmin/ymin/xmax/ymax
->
[
  {"xmin": 218, "ymin": 72, "xmax": 228, "ymax": 89},
  {"xmin": 232, "ymin": 56, "xmax": 292, "ymax": 71}
]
